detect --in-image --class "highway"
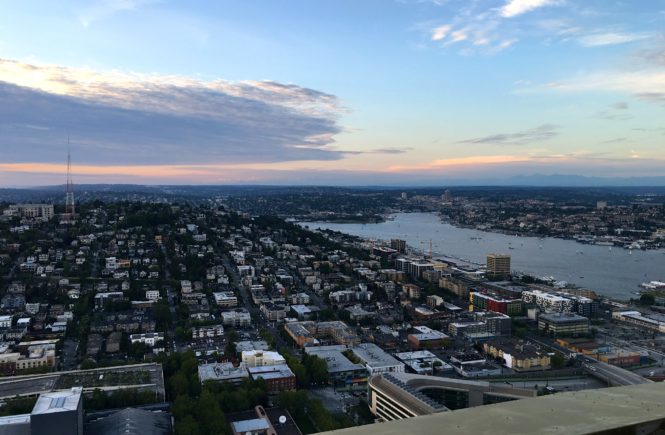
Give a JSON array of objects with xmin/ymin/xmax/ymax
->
[{"xmin": 582, "ymin": 360, "xmax": 652, "ymax": 386}]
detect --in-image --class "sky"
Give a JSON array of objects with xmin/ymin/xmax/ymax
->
[{"xmin": 0, "ymin": 0, "xmax": 664, "ymax": 186}]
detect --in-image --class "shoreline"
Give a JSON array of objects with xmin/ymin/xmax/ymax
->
[{"xmin": 300, "ymin": 214, "xmax": 660, "ymax": 302}]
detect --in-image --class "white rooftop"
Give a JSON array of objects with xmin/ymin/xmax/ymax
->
[{"xmin": 31, "ymin": 387, "xmax": 82, "ymax": 415}]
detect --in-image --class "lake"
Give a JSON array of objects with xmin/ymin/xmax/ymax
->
[{"xmin": 302, "ymin": 213, "xmax": 665, "ymax": 300}]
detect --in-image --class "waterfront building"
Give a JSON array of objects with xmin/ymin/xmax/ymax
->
[{"xmin": 486, "ymin": 254, "xmax": 511, "ymax": 279}]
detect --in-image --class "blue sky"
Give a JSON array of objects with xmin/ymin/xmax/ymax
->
[{"xmin": 0, "ymin": 0, "xmax": 664, "ymax": 185}]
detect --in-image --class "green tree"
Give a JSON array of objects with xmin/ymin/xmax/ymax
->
[
  {"xmin": 639, "ymin": 293, "xmax": 656, "ymax": 306},
  {"xmin": 196, "ymin": 389, "xmax": 227, "ymax": 435},
  {"xmin": 175, "ymin": 415, "xmax": 201, "ymax": 435},
  {"xmin": 551, "ymin": 352, "xmax": 566, "ymax": 369}
]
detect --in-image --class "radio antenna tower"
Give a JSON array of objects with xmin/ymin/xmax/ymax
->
[{"xmin": 65, "ymin": 139, "xmax": 75, "ymax": 219}]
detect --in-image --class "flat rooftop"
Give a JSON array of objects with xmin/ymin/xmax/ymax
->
[
  {"xmin": 319, "ymin": 382, "xmax": 665, "ymax": 435},
  {"xmin": 352, "ymin": 343, "xmax": 403, "ymax": 369},
  {"xmin": 32, "ymin": 387, "xmax": 82, "ymax": 414},
  {"xmin": 199, "ymin": 363, "xmax": 249, "ymax": 382},
  {"xmin": 305, "ymin": 346, "xmax": 366, "ymax": 374}
]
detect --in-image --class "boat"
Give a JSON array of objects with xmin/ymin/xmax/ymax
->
[{"xmin": 640, "ymin": 281, "xmax": 665, "ymax": 290}]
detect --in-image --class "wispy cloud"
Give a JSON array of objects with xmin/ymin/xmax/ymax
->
[
  {"xmin": 600, "ymin": 137, "xmax": 628, "ymax": 144},
  {"xmin": 431, "ymin": 24, "xmax": 452, "ymax": 41},
  {"xmin": 457, "ymin": 124, "xmax": 560, "ymax": 145},
  {"xmin": 537, "ymin": 70, "xmax": 665, "ymax": 105},
  {"xmin": 0, "ymin": 59, "xmax": 347, "ymax": 165},
  {"xmin": 338, "ymin": 147, "xmax": 411, "ymax": 156},
  {"xmin": 500, "ymin": 0, "xmax": 562, "ymax": 18},
  {"xmin": 78, "ymin": 0, "xmax": 159, "ymax": 27},
  {"xmin": 579, "ymin": 32, "xmax": 652, "ymax": 47},
  {"xmin": 593, "ymin": 101, "xmax": 632, "ymax": 121}
]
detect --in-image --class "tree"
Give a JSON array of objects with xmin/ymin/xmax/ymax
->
[
  {"xmin": 302, "ymin": 354, "xmax": 329, "ymax": 386},
  {"xmin": 196, "ymin": 389, "xmax": 227, "ymax": 435},
  {"xmin": 551, "ymin": 352, "xmax": 565, "ymax": 369},
  {"xmin": 175, "ymin": 415, "xmax": 201, "ymax": 435},
  {"xmin": 639, "ymin": 293, "xmax": 656, "ymax": 306}
]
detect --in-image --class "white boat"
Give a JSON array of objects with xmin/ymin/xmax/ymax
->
[{"xmin": 640, "ymin": 281, "xmax": 665, "ymax": 290}]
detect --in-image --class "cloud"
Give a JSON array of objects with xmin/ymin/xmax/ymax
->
[
  {"xmin": 457, "ymin": 124, "xmax": 560, "ymax": 145},
  {"xmin": 593, "ymin": 102, "xmax": 632, "ymax": 120},
  {"xmin": 338, "ymin": 147, "xmax": 411, "ymax": 156},
  {"xmin": 0, "ymin": 59, "xmax": 346, "ymax": 165},
  {"xmin": 500, "ymin": 0, "xmax": 562, "ymax": 18},
  {"xmin": 78, "ymin": 0, "xmax": 159, "ymax": 27},
  {"xmin": 450, "ymin": 28, "xmax": 469, "ymax": 42},
  {"xmin": 431, "ymin": 24, "xmax": 452, "ymax": 41},
  {"xmin": 528, "ymin": 70, "xmax": 665, "ymax": 105},
  {"xmin": 600, "ymin": 137, "xmax": 628, "ymax": 144},
  {"xmin": 579, "ymin": 32, "xmax": 652, "ymax": 47}
]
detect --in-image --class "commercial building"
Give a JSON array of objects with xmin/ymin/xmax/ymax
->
[
  {"xmin": 338, "ymin": 382, "xmax": 665, "ymax": 435},
  {"xmin": 522, "ymin": 290, "xmax": 574, "ymax": 313},
  {"xmin": 407, "ymin": 326, "xmax": 450, "ymax": 350},
  {"xmin": 450, "ymin": 354, "xmax": 502, "ymax": 378},
  {"xmin": 448, "ymin": 312, "xmax": 511, "ymax": 340},
  {"xmin": 394, "ymin": 351, "xmax": 451, "ymax": 375},
  {"xmin": 538, "ymin": 313, "xmax": 590, "ymax": 337},
  {"xmin": 247, "ymin": 364, "xmax": 297, "ymax": 393},
  {"xmin": 242, "ymin": 350, "xmax": 286, "ymax": 368},
  {"xmin": 368, "ymin": 372, "xmax": 535, "ymax": 422},
  {"xmin": 304, "ymin": 345, "xmax": 369, "ymax": 391},
  {"xmin": 612, "ymin": 311, "xmax": 665, "ymax": 333},
  {"xmin": 349, "ymin": 343, "xmax": 405, "ymax": 375},
  {"xmin": 486, "ymin": 254, "xmax": 511, "ymax": 279},
  {"xmin": 284, "ymin": 321, "xmax": 360, "ymax": 348},
  {"xmin": 369, "ymin": 373, "xmax": 447, "ymax": 422},
  {"xmin": 470, "ymin": 292, "xmax": 522, "ymax": 316},
  {"xmin": 0, "ymin": 387, "xmax": 83, "ymax": 435},
  {"xmin": 235, "ymin": 340, "xmax": 271, "ymax": 354},
  {"xmin": 483, "ymin": 339, "xmax": 551, "ymax": 372},
  {"xmin": 7, "ymin": 204, "xmax": 54, "ymax": 221},
  {"xmin": 198, "ymin": 362, "xmax": 249, "ymax": 385},
  {"xmin": 227, "ymin": 406, "xmax": 301, "ymax": 435}
]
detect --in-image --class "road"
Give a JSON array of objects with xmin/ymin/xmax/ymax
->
[{"xmin": 583, "ymin": 360, "xmax": 652, "ymax": 386}]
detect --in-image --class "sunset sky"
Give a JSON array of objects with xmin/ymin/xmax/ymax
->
[{"xmin": 0, "ymin": 0, "xmax": 664, "ymax": 185}]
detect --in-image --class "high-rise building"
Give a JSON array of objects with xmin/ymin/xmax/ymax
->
[
  {"xmin": 390, "ymin": 238, "xmax": 407, "ymax": 253},
  {"xmin": 486, "ymin": 254, "xmax": 511, "ymax": 279}
]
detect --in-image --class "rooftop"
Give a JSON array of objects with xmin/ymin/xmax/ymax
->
[
  {"xmin": 539, "ymin": 312, "xmax": 589, "ymax": 323},
  {"xmin": 305, "ymin": 346, "xmax": 366, "ymax": 374},
  {"xmin": 32, "ymin": 387, "xmax": 82, "ymax": 414},
  {"xmin": 319, "ymin": 383, "xmax": 665, "ymax": 435},
  {"xmin": 352, "ymin": 343, "xmax": 403, "ymax": 369},
  {"xmin": 198, "ymin": 362, "xmax": 249, "ymax": 383}
]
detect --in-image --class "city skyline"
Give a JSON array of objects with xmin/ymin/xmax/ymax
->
[{"xmin": 1, "ymin": 0, "xmax": 664, "ymax": 185}]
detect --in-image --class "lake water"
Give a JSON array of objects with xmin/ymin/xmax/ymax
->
[{"xmin": 302, "ymin": 213, "xmax": 665, "ymax": 300}]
